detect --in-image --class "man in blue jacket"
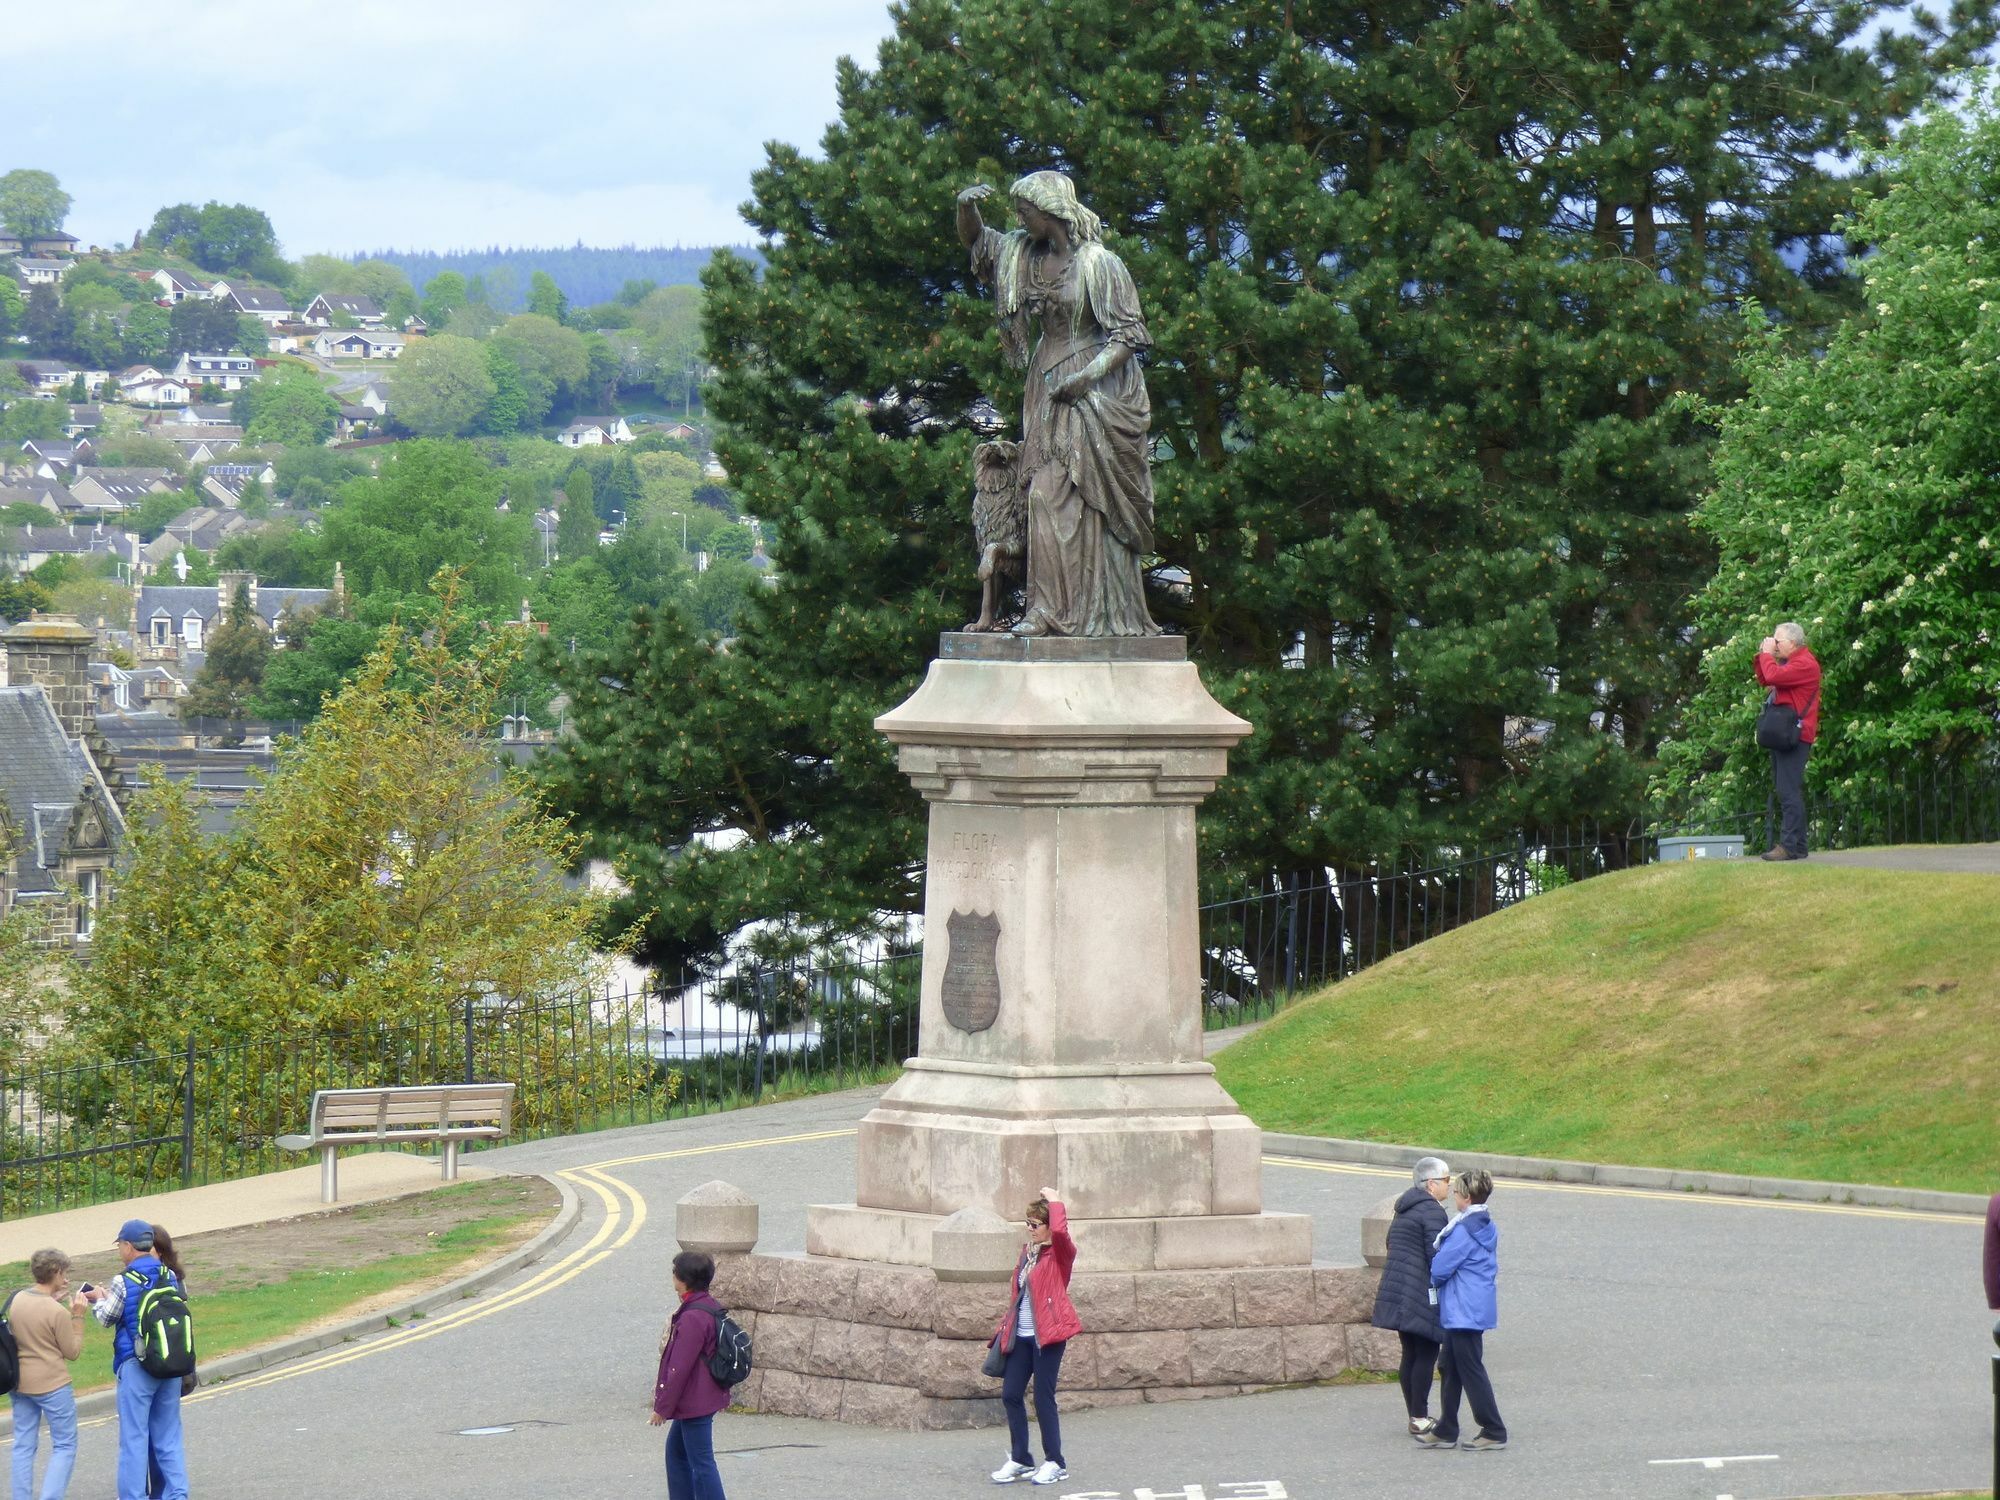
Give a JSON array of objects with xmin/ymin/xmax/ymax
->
[
  {"xmin": 1416, "ymin": 1169, "xmax": 1508, "ymax": 1452},
  {"xmin": 83, "ymin": 1219, "xmax": 189, "ymax": 1500}
]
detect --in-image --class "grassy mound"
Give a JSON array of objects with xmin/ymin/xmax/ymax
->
[{"xmin": 1212, "ymin": 861, "xmax": 1998, "ymax": 1192}]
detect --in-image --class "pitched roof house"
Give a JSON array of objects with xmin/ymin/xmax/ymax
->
[
  {"xmin": 135, "ymin": 573, "xmax": 338, "ymax": 664},
  {"xmin": 1, "ymin": 522, "xmax": 140, "ymax": 577},
  {"xmin": 67, "ymin": 468, "xmax": 176, "ymax": 513},
  {"xmin": 14, "ymin": 259, "xmax": 70, "ymax": 287},
  {"xmin": 16, "ymin": 360, "xmax": 73, "ymax": 392},
  {"xmin": 200, "ymin": 463, "xmax": 277, "ymax": 508},
  {"xmin": 148, "ymin": 267, "xmax": 210, "ymax": 303},
  {"xmin": 171, "ymin": 352, "xmax": 259, "ymax": 391},
  {"xmin": 0, "ymin": 617, "xmax": 126, "ymax": 944},
  {"xmin": 302, "ymin": 292, "xmax": 386, "ymax": 328},
  {"xmin": 25, "ymin": 232, "xmax": 79, "ymax": 257},
  {"xmin": 223, "ymin": 285, "xmax": 295, "ymax": 324},
  {"xmin": 311, "ymin": 328, "xmax": 405, "ymax": 360},
  {"xmin": 557, "ymin": 416, "xmax": 634, "ymax": 447}
]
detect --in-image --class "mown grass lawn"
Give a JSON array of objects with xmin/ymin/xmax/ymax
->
[
  {"xmin": 1213, "ymin": 862, "xmax": 1999, "ymax": 1192},
  {"xmin": 0, "ymin": 1179, "xmax": 555, "ymax": 1397}
]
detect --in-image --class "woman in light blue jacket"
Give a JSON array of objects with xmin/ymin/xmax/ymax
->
[{"xmin": 1415, "ymin": 1169, "xmax": 1507, "ymax": 1451}]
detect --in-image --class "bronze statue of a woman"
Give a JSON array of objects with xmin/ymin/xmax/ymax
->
[{"xmin": 957, "ymin": 172, "xmax": 1160, "ymax": 638}]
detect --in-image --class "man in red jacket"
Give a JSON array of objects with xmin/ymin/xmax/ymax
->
[{"xmin": 1754, "ymin": 622, "xmax": 1822, "ymax": 861}]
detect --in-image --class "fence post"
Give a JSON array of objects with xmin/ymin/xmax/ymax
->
[
  {"xmin": 464, "ymin": 997, "xmax": 476, "ymax": 1084},
  {"xmin": 180, "ymin": 1034, "xmax": 195, "ymax": 1186}
]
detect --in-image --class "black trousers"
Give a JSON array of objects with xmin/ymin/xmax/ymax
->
[
  {"xmin": 1436, "ymin": 1328, "xmax": 1506, "ymax": 1443},
  {"xmin": 1001, "ymin": 1334, "xmax": 1066, "ymax": 1467},
  {"xmin": 1770, "ymin": 741, "xmax": 1810, "ymax": 856},
  {"xmin": 1397, "ymin": 1331, "xmax": 1441, "ymax": 1420}
]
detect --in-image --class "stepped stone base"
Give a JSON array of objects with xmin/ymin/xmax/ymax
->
[{"xmin": 706, "ymin": 1249, "xmax": 1393, "ymax": 1431}]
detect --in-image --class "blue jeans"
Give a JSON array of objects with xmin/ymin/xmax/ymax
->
[
  {"xmin": 10, "ymin": 1386, "xmax": 77, "ymax": 1500},
  {"xmin": 1000, "ymin": 1334, "xmax": 1066, "ymax": 1468},
  {"xmin": 664, "ymin": 1414, "xmax": 725, "ymax": 1500},
  {"xmin": 114, "ymin": 1362, "xmax": 186, "ymax": 1500}
]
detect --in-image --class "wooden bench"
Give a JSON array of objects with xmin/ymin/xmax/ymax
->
[{"xmin": 277, "ymin": 1083, "xmax": 516, "ymax": 1203}]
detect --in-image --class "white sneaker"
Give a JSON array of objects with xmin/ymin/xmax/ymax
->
[
  {"xmin": 1030, "ymin": 1461, "xmax": 1069, "ymax": 1486},
  {"xmin": 991, "ymin": 1459, "xmax": 1034, "ymax": 1484}
]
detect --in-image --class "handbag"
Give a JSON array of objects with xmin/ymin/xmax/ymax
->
[
  {"xmin": 1755, "ymin": 687, "xmax": 1818, "ymax": 751},
  {"xmin": 982, "ymin": 1337, "xmax": 1007, "ymax": 1378}
]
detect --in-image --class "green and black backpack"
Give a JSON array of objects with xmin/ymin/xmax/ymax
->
[{"xmin": 125, "ymin": 1269, "xmax": 195, "ymax": 1380}]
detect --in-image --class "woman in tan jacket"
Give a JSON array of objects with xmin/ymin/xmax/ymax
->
[{"xmin": 10, "ymin": 1247, "xmax": 87, "ymax": 1500}]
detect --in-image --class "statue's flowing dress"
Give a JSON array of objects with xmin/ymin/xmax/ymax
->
[{"xmin": 972, "ymin": 227, "xmax": 1160, "ymax": 637}]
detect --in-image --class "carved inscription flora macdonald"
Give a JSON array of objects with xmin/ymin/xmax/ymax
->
[{"xmin": 934, "ymin": 828, "xmax": 1018, "ymax": 885}]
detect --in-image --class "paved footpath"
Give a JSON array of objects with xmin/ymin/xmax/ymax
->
[
  {"xmin": 12, "ymin": 1086, "xmax": 1987, "ymax": 1500},
  {"xmin": 1814, "ymin": 841, "xmax": 2000, "ymax": 873}
]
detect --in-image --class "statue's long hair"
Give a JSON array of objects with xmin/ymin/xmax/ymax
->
[{"xmin": 1007, "ymin": 171, "xmax": 1103, "ymax": 243}]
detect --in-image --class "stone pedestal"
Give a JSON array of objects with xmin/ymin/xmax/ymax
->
[{"xmin": 718, "ymin": 636, "xmax": 1386, "ymax": 1426}]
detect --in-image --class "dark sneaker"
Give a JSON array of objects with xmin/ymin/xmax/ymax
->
[
  {"xmin": 1465, "ymin": 1434, "xmax": 1508, "ymax": 1451},
  {"xmin": 1413, "ymin": 1431, "xmax": 1457, "ymax": 1449}
]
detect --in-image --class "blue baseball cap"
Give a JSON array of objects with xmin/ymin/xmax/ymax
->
[{"xmin": 115, "ymin": 1219, "xmax": 154, "ymax": 1248}]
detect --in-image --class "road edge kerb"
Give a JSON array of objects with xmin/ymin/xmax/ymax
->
[
  {"xmin": 0, "ymin": 1169, "xmax": 582, "ymax": 1436},
  {"xmin": 1264, "ymin": 1133, "xmax": 1989, "ymax": 1216}
]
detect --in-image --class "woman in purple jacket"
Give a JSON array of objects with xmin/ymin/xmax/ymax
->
[{"xmin": 650, "ymin": 1250, "xmax": 731, "ymax": 1500}]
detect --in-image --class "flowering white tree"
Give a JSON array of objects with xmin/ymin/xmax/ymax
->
[{"xmin": 1657, "ymin": 82, "xmax": 2000, "ymax": 803}]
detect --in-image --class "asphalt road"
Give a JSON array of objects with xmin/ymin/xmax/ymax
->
[{"xmin": 26, "ymin": 1087, "xmax": 1992, "ymax": 1500}]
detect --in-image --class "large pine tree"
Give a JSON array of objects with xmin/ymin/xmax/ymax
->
[{"xmin": 545, "ymin": 0, "xmax": 1995, "ymax": 971}]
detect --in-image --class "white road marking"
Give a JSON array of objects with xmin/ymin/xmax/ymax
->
[{"xmin": 1648, "ymin": 1455, "xmax": 1778, "ymax": 1470}]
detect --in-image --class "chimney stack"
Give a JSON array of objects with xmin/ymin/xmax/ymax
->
[{"xmin": 1, "ymin": 615, "xmax": 97, "ymax": 741}]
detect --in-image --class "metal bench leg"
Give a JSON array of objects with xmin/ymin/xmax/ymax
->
[
  {"xmin": 441, "ymin": 1139, "xmax": 459, "ymax": 1181},
  {"xmin": 320, "ymin": 1146, "xmax": 338, "ymax": 1204}
]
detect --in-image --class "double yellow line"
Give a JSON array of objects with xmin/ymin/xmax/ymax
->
[{"xmin": 49, "ymin": 1124, "xmax": 859, "ymax": 1429}]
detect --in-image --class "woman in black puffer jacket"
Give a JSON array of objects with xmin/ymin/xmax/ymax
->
[{"xmin": 1370, "ymin": 1157, "xmax": 1452, "ymax": 1435}]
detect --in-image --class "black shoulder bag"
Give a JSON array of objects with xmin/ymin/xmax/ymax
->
[{"xmin": 1755, "ymin": 687, "xmax": 1818, "ymax": 752}]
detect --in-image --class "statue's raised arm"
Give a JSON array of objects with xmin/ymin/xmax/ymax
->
[{"xmin": 954, "ymin": 171, "xmax": 1161, "ymax": 639}]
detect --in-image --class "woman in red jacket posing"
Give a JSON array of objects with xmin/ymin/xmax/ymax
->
[
  {"xmin": 650, "ymin": 1250, "xmax": 731, "ymax": 1500},
  {"xmin": 990, "ymin": 1188, "xmax": 1081, "ymax": 1486}
]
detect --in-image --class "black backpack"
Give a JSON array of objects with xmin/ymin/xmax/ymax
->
[
  {"xmin": 127, "ymin": 1269, "xmax": 195, "ymax": 1380},
  {"xmin": 704, "ymin": 1303, "xmax": 752, "ymax": 1388},
  {"xmin": 0, "ymin": 1290, "xmax": 21, "ymax": 1395}
]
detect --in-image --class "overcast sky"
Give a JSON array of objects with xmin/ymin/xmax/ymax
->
[{"xmin": 8, "ymin": 0, "xmax": 900, "ymax": 256}]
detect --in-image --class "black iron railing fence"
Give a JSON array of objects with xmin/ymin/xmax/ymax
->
[{"xmin": 5, "ymin": 764, "xmax": 1992, "ymax": 1220}]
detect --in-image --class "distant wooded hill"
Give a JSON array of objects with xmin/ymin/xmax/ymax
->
[{"xmin": 352, "ymin": 244, "xmax": 762, "ymax": 310}]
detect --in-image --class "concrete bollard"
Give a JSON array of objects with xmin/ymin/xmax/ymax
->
[
  {"xmin": 930, "ymin": 1206, "xmax": 1019, "ymax": 1282},
  {"xmin": 676, "ymin": 1180, "xmax": 760, "ymax": 1255},
  {"xmin": 1361, "ymin": 1192, "xmax": 1398, "ymax": 1268}
]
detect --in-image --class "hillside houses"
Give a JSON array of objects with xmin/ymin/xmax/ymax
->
[
  {"xmin": 15, "ymin": 258, "xmax": 70, "ymax": 290},
  {"xmin": 118, "ymin": 366, "xmax": 193, "ymax": 405}
]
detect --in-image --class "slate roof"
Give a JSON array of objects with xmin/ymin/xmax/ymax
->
[
  {"xmin": 71, "ymin": 468, "xmax": 173, "ymax": 503},
  {"xmin": 0, "ymin": 686, "xmax": 103, "ymax": 896},
  {"xmin": 15, "ymin": 259, "xmax": 68, "ymax": 274},
  {"xmin": 138, "ymin": 582, "xmax": 332, "ymax": 632},
  {"xmin": 227, "ymin": 286, "xmax": 291, "ymax": 313},
  {"xmin": 311, "ymin": 293, "xmax": 383, "ymax": 318},
  {"xmin": 65, "ymin": 405, "xmax": 102, "ymax": 429},
  {"xmin": 15, "ymin": 361, "xmax": 70, "ymax": 379},
  {"xmin": 153, "ymin": 268, "xmax": 205, "ymax": 292},
  {"xmin": 179, "ymin": 404, "xmax": 235, "ymax": 425},
  {"xmin": 0, "ymin": 523, "xmax": 133, "ymax": 558}
]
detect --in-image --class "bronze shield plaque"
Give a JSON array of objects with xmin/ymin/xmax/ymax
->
[{"xmin": 940, "ymin": 909, "xmax": 1002, "ymax": 1033}]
